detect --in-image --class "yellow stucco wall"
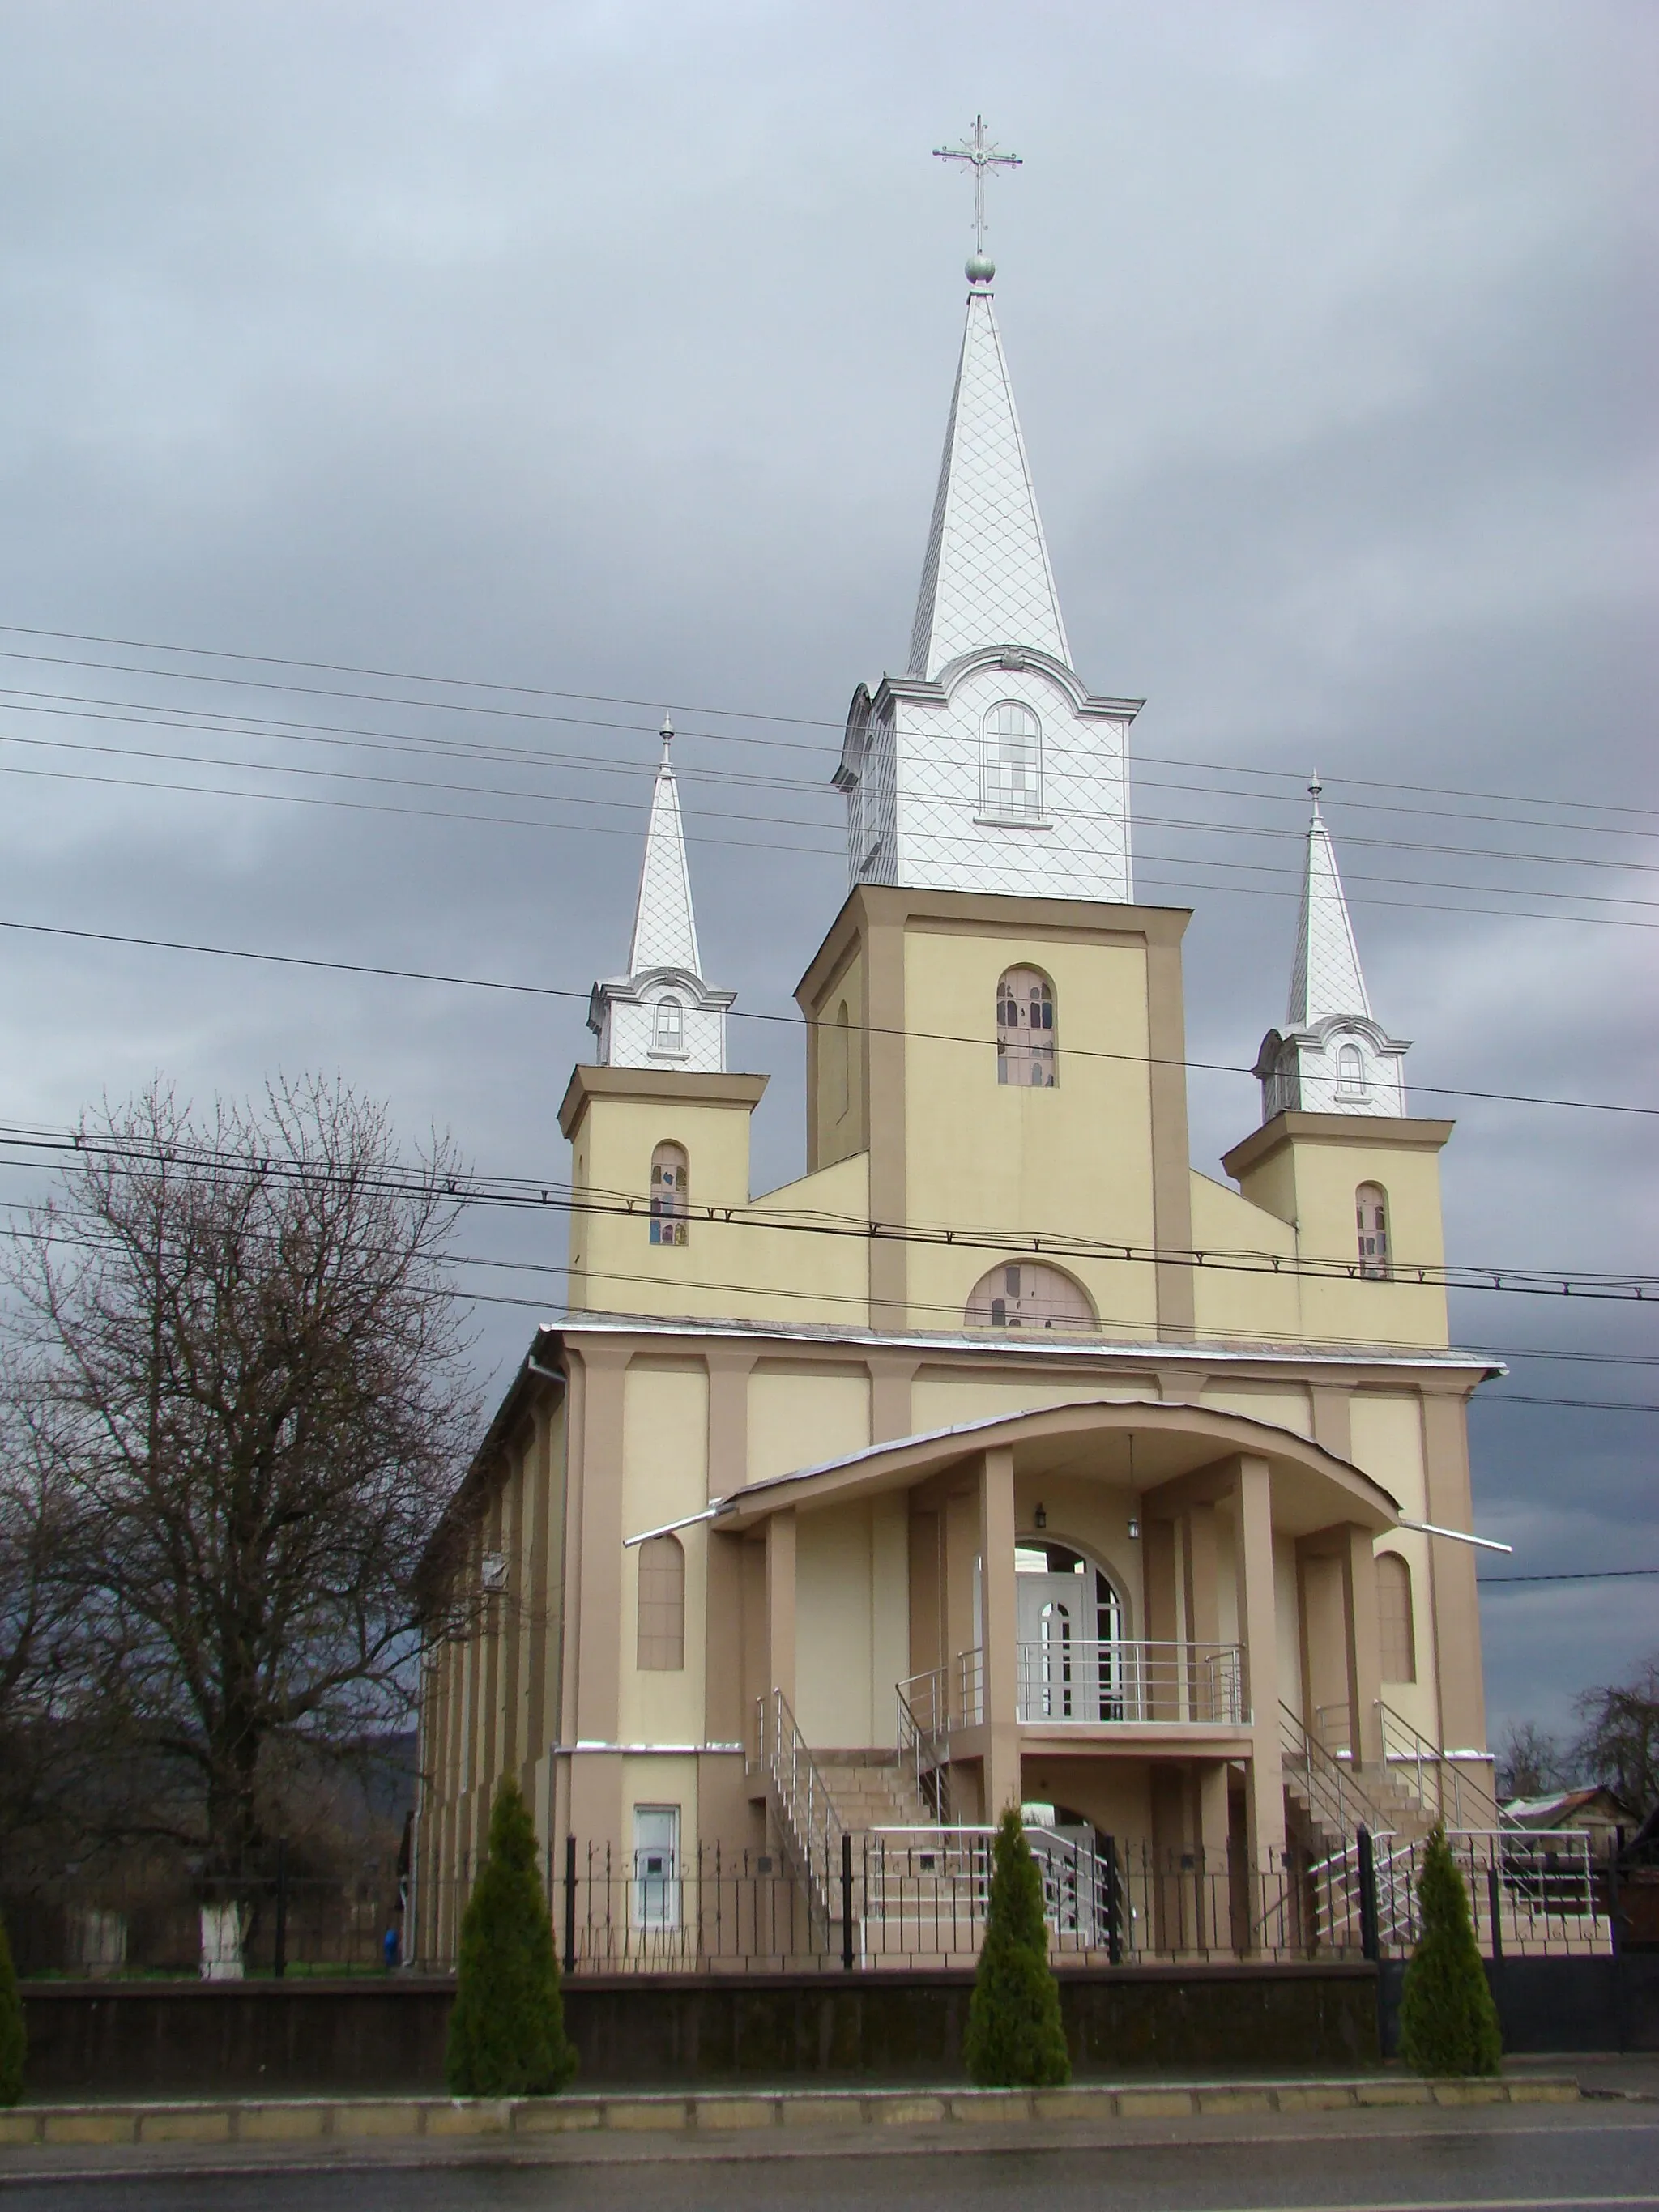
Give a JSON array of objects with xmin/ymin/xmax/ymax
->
[
  {"xmin": 1349, "ymin": 1392, "xmax": 1439, "ymax": 1745},
  {"xmin": 569, "ymin": 1092, "xmax": 870, "ymax": 1326},
  {"xmin": 619, "ymin": 1362, "xmax": 709, "ymax": 1746},
  {"xmin": 747, "ymin": 1363, "xmax": 872, "ymax": 1484},
  {"xmin": 912, "ymin": 1372, "xmax": 1158, "ymax": 1436},
  {"xmin": 899, "ymin": 926, "xmax": 1159, "ymax": 1335},
  {"xmin": 795, "ymin": 1495, "xmax": 909, "ymax": 1747},
  {"xmin": 1228, "ymin": 1135, "xmax": 1452, "ymax": 1351}
]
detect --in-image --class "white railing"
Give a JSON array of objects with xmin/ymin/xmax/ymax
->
[
  {"xmin": 1017, "ymin": 1639, "xmax": 1247, "ymax": 1726},
  {"xmin": 864, "ymin": 1823, "xmax": 1113, "ymax": 1946},
  {"xmin": 1377, "ymin": 1701, "xmax": 1502, "ymax": 1831},
  {"xmin": 1282, "ymin": 1701, "xmax": 1376, "ymax": 1844},
  {"xmin": 753, "ymin": 1687, "xmax": 844, "ymax": 1918}
]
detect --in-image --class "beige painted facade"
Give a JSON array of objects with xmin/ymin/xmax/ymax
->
[{"xmin": 412, "ymin": 879, "xmax": 1499, "ymax": 1958}]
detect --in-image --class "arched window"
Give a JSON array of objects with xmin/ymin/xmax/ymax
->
[
  {"xmin": 652, "ymin": 997, "xmax": 684, "ymax": 1055},
  {"xmin": 649, "ymin": 1141, "xmax": 689, "ymax": 1247},
  {"xmin": 1336, "ymin": 1042, "xmax": 1365, "ymax": 1096},
  {"xmin": 1377, "ymin": 1552, "xmax": 1416, "ymax": 1682},
  {"xmin": 996, "ymin": 967, "xmax": 1056, "ymax": 1087},
  {"xmin": 982, "ymin": 701, "xmax": 1043, "ymax": 821},
  {"xmin": 966, "ymin": 1262, "xmax": 1095, "ymax": 1332},
  {"xmin": 830, "ymin": 999, "xmax": 851, "ymax": 1118},
  {"xmin": 637, "ymin": 1534, "xmax": 686, "ymax": 1670},
  {"xmin": 1356, "ymin": 1183, "xmax": 1389, "ymax": 1278}
]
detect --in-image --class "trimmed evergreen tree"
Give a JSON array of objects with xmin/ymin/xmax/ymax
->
[
  {"xmin": 0, "ymin": 1912, "xmax": 24, "ymax": 2107},
  {"xmin": 445, "ymin": 1776, "xmax": 577, "ymax": 2097},
  {"xmin": 1397, "ymin": 1826, "xmax": 1502, "ymax": 2078},
  {"xmin": 964, "ymin": 1807, "xmax": 1070, "ymax": 2088}
]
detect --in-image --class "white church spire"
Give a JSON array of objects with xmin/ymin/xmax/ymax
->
[
  {"xmin": 588, "ymin": 717, "xmax": 735, "ymax": 1072},
  {"xmin": 907, "ymin": 283, "xmax": 1071, "ymax": 681},
  {"xmin": 1286, "ymin": 776, "xmax": 1371, "ymax": 1027},
  {"xmin": 1254, "ymin": 778, "xmax": 1409, "ymax": 1120},
  {"xmin": 628, "ymin": 718, "xmax": 702, "ymax": 976},
  {"xmin": 834, "ymin": 123, "xmax": 1141, "ymax": 906}
]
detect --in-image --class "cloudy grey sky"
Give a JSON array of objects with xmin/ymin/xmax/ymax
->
[{"xmin": 1, "ymin": 1, "xmax": 1654, "ymax": 1748}]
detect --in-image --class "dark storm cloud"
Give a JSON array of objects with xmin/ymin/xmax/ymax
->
[{"xmin": 0, "ymin": 1, "xmax": 1653, "ymax": 1738}]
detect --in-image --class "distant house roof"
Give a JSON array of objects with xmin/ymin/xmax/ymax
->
[{"xmin": 1503, "ymin": 1786, "xmax": 1636, "ymax": 1830}]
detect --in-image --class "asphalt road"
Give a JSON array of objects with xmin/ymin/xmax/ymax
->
[{"xmin": 2, "ymin": 2108, "xmax": 1656, "ymax": 2212}]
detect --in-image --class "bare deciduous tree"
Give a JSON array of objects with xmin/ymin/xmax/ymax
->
[
  {"xmin": 1495, "ymin": 1719, "xmax": 1572, "ymax": 1802},
  {"xmin": 1576, "ymin": 1654, "xmax": 1659, "ymax": 1816},
  {"xmin": 4, "ymin": 1077, "xmax": 480, "ymax": 1873}
]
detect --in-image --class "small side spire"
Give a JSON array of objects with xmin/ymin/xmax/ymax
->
[
  {"xmin": 588, "ymin": 714, "xmax": 735, "ymax": 1072},
  {"xmin": 1286, "ymin": 774, "xmax": 1371, "ymax": 1028},
  {"xmin": 1254, "ymin": 778, "xmax": 1410, "ymax": 1119}
]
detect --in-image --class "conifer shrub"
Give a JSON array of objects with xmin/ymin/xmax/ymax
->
[
  {"xmin": 445, "ymin": 1775, "xmax": 577, "ymax": 2097},
  {"xmin": 0, "ymin": 1912, "xmax": 24, "ymax": 2107},
  {"xmin": 1397, "ymin": 1826, "xmax": 1502, "ymax": 2078},
  {"xmin": 963, "ymin": 1807, "xmax": 1070, "ymax": 2088}
]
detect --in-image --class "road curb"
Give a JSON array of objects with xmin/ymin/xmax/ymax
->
[{"xmin": 0, "ymin": 2075, "xmax": 1580, "ymax": 2148}]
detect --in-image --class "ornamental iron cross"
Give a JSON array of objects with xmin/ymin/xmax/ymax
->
[{"xmin": 933, "ymin": 115, "xmax": 1021, "ymax": 258}]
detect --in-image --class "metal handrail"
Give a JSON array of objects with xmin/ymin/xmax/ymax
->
[
  {"xmin": 1280, "ymin": 1701, "xmax": 1373, "ymax": 1842},
  {"xmin": 1017, "ymin": 1639, "xmax": 1247, "ymax": 1726},
  {"xmin": 755, "ymin": 1686, "xmax": 845, "ymax": 1882},
  {"xmin": 1376, "ymin": 1700, "xmax": 1502, "ymax": 1831}
]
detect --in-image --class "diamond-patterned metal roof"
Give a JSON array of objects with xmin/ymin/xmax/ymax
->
[
  {"xmin": 628, "ymin": 747, "xmax": 702, "ymax": 978},
  {"xmin": 1287, "ymin": 801, "xmax": 1371, "ymax": 1026},
  {"xmin": 908, "ymin": 291, "xmax": 1070, "ymax": 680}
]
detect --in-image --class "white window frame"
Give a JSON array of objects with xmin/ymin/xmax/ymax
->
[
  {"xmin": 1335, "ymin": 1042, "xmax": 1367, "ymax": 1097},
  {"xmin": 979, "ymin": 701, "xmax": 1045, "ymax": 824},
  {"xmin": 632, "ymin": 1805, "xmax": 680, "ymax": 1931},
  {"xmin": 650, "ymin": 996, "xmax": 686, "ymax": 1058}
]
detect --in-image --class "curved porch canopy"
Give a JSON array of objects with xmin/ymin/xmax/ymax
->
[{"xmin": 711, "ymin": 1397, "xmax": 1400, "ymax": 1536}]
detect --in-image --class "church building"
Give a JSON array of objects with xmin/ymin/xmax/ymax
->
[{"xmin": 412, "ymin": 232, "xmax": 1499, "ymax": 1960}]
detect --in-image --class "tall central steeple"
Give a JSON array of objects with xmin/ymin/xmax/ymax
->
[
  {"xmin": 835, "ymin": 133, "xmax": 1141, "ymax": 906},
  {"xmin": 907, "ymin": 287, "xmax": 1071, "ymax": 681}
]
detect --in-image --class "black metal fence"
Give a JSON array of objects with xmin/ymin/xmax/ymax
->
[
  {"xmin": 8, "ymin": 1828, "xmax": 1613, "ymax": 1981},
  {"xmin": 2, "ymin": 1863, "xmax": 403, "ymax": 1980}
]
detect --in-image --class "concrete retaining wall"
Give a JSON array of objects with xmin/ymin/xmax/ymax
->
[
  {"xmin": 19, "ymin": 1963, "xmax": 1377, "ymax": 2095},
  {"xmin": 1377, "ymin": 1952, "xmax": 1659, "ymax": 2056}
]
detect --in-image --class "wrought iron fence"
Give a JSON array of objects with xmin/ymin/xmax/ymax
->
[
  {"xmin": 2, "ymin": 1867, "xmax": 404, "ymax": 1980},
  {"xmin": 8, "ymin": 1823, "xmax": 1611, "ymax": 1981}
]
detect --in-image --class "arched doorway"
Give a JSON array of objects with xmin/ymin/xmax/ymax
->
[{"xmin": 1014, "ymin": 1538, "xmax": 1127, "ymax": 1723}]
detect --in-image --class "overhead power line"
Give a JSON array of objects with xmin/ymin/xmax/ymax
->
[
  {"xmin": 3, "ymin": 620, "xmax": 1655, "ymax": 826},
  {"xmin": 6, "ymin": 682, "xmax": 1656, "ymax": 870},
  {"xmin": 6, "ymin": 725, "xmax": 1654, "ymax": 906},
  {"xmin": 1478, "ymin": 1567, "xmax": 1659, "ymax": 1585},
  {"xmin": 13, "ymin": 752, "xmax": 1653, "ymax": 931},
  {"xmin": 2, "ymin": 1121, "xmax": 1654, "ymax": 1302},
  {"xmin": 0, "ymin": 913, "xmax": 1654, "ymax": 1119}
]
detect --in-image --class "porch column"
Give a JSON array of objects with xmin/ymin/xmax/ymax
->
[
  {"xmin": 1233, "ymin": 1454, "xmax": 1286, "ymax": 1856},
  {"xmin": 766, "ymin": 1507, "xmax": 797, "ymax": 1713},
  {"xmin": 978, "ymin": 1444, "xmax": 1021, "ymax": 1821},
  {"xmin": 1340, "ymin": 1525, "xmax": 1384, "ymax": 1768},
  {"xmin": 1142, "ymin": 1516, "xmax": 1179, "ymax": 1721}
]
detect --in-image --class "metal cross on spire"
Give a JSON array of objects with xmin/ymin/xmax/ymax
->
[{"xmin": 933, "ymin": 114, "xmax": 1021, "ymax": 279}]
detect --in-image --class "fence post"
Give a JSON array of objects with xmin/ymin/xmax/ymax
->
[
  {"xmin": 563, "ymin": 1835, "xmax": 577, "ymax": 1975},
  {"xmin": 272, "ymin": 1837, "xmax": 288, "ymax": 1981},
  {"xmin": 1486, "ymin": 1862, "xmax": 1503, "ymax": 1963},
  {"xmin": 1102, "ymin": 1835, "xmax": 1123, "ymax": 1965},
  {"xmin": 841, "ymin": 1831, "xmax": 855, "ymax": 1971},
  {"xmin": 1357, "ymin": 1826, "xmax": 1380, "ymax": 1963}
]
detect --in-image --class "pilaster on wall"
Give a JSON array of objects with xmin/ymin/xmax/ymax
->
[
  {"xmin": 868, "ymin": 1353, "xmax": 920, "ymax": 1443},
  {"xmin": 978, "ymin": 1445, "xmax": 1020, "ymax": 1820},
  {"xmin": 569, "ymin": 1345, "xmax": 629, "ymax": 1753},
  {"xmin": 1422, "ymin": 1391, "xmax": 1488, "ymax": 1755},
  {"xmin": 766, "ymin": 1509, "xmax": 797, "ymax": 1711},
  {"xmin": 1145, "ymin": 928, "xmax": 1196, "ymax": 1342},
  {"xmin": 1233, "ymin": 1455, "xmax": 1286, "ymax": 1857},
  {"xmin": 705, "ymin": 1351, "xmax": 757, "ymax": 1746}
]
